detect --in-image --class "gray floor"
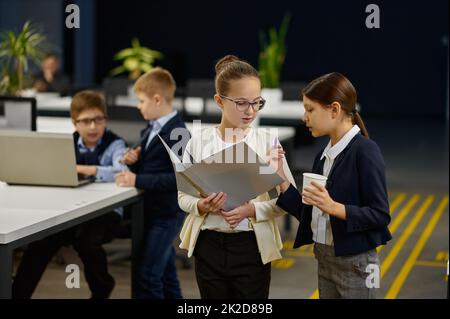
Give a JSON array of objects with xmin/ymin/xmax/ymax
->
[{"xmin": 13, "ymin": 118, "xmax": 449, "ymax": 299}]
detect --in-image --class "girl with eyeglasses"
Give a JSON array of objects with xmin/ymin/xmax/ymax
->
[{"xmin": 177, "ymin": 55, "xmax": 296, "ymax": 299}]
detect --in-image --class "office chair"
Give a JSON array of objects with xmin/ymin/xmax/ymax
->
[
  {"xmin": 185, "ymin": 79, "xmax": 219, "ymax": 122},
  {"xmin": 105, "ymin": 105, "xmax": 146, "ymax": 146},
  {"xmin": 102, "ymin": 77, "xmax": 134, "ymax": 106}
]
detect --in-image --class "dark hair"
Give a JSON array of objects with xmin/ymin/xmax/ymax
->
[
  {"xmin": 214, "ymin": 55, "xmax": 259, "ymax": 95},
  {"xmin": 43, "ymin": 52, "xmax": 58, "ymax": 60},
  {"xmin": 302, "ymin": 72, "xmax": 369, "ymax": 138}
]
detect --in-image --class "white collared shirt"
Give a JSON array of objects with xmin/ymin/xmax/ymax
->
[
  {"xmin": 311, "ymin": 124, "xmax": 361, "ymax": 245},
  {"xmin": 144, "ymin": 110, "xmax": 178, "ymax": 150}
]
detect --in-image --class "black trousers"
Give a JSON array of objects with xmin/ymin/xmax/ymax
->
[
  {"xmin": 193, "ymin": 230, "xmax": 271, "ymax": 299},
  {"xmin": 12, "ymin": 212, "xmax": 121, "ymax": 299}
]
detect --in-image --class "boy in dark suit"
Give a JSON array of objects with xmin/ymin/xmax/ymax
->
[{"xmin": 115, "ymin": 68, "xmax": 187, "ymax": 299}]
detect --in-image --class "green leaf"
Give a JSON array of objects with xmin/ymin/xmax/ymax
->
[
  {"xmin": 140, "ymin": 63, "xmax": 152, "ymax": 72},
  {"xmin": 124, "ymin": 57, "xmax": 140, "ymax": 70},
  {"xmin": 257, "ymin": 13, "xmax": 291, "ymax": 88},
  {"xmin": 131, "ymin": 37, "xmax": 140, "ymax": 49},
  {"xmin": 0, "ymin": 20, "xmax": 48, "ymax": 92},
  {"xmin": 110, "ymin": 37, "xmax": 163, "ymax": 78},
  {"xmin": 114, "ymin": 48, "xmax": 136, "ymax": 60},
  {"xmin": 109, "ymin": 65, "xmax": 127, "ymax": 76}
]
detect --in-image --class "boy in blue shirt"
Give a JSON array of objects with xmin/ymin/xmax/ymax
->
[{"xmin": 13, "ymin": 90, "xmax": 127, "ymax": 299}]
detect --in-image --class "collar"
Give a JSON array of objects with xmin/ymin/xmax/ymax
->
[
  {"xmin": 77, "ymin": 136, "xmax": 102, "ymax": 151},
  {"xmin": 320, "ymin": 125, "xmax": 361, "ymax": 161},
  {"xmin": 148, "ymin": 110, "xmax": 178, "ymax": 132}
]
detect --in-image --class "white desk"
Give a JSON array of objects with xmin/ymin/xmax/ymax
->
[
  {"xmin": 35, "ymin": 94, "xmax": 72, "ymax": 112},
  {"xmin": 0, "ymin": 182, "xmax": 144, "ymax": 299},
  {"xmin": 36, "ymin": 116, "xmax": 296, "ymax": 142},
  {"xmin": 115, "ymin": 95, "xmax": 305, "ymax": 121},
  {"xmin": 37, "ymin": 94, "xmax": 305, "ymax": 121},
  {"xmin": 36, "ymin": 116, "xmax": 297, "ymax": 169},
  {"xmin": 36, "ymin": 94, "xmax": 359, "ymax": 123}
]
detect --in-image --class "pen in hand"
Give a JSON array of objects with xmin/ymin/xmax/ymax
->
[
  {"xmin": 120, "ymin": 128, "xmax": 153, "ymax": 164},
  {"xmin": 120, "ymin": 143, "xmax": 141, "ymax": 164}
]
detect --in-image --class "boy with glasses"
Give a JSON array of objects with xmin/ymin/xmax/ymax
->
[{"xmin": 13, "ymin": 90, "xmax": 127, "ymax": 299}]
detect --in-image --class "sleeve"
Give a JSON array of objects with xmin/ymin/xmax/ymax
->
[
  {"xmin": 253, "ymin": 155, "xmax": 297, "ymax": 223},
  {"xmin": 129, "ymin": 162, "xmax": 139, "ymax": 174},
  {"xmin": 135, "ymin": 172, "xmax": 177, "ymax": 191},
  {"xmin": 96, "ymin": 139, "xmax": 128, "ymax": 182},
  {"xmin": 345, "ymin": 141, "xmax": 391, "ymax": 232},
  {"xmin": 177, "ymin": 139, "xmax": 202, "ymax": 216},
  {"xmin": 275, "ymin": 183, "xmax": 303, "ymax": 221}
]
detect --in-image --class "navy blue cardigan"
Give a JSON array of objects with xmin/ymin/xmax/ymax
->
[
  {"xmin": 276, "ymin": 133, "xmax": 392, "ymax": 256},
  {"xmin": 129, "ymin": 113, "xmax": 187, "ymax": 220}
]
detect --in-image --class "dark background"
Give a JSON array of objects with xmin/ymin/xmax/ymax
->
[
  {"xmin": 94, "ymin": 0, "xmax": 449, "ymax": 118},
  {"xmin": 1, "ymin": 0, "xmax": 449, "ymax": 118}
]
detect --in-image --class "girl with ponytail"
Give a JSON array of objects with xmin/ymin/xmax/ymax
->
[{"xmin": 274, "ymin": 72, "xmax": 392, "ymax": 298}]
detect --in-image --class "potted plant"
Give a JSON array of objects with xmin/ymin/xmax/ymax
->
[
  {"xmin": 110, "ymin": 37, "xmax": 163, "ymax": 81},
  {"xmin": 258, "ymin": 13, "xmax": 291, "ymax": 108},
  {"xmin": 0, "ymin": 21, "xmax": 48, "ymax": 95}
]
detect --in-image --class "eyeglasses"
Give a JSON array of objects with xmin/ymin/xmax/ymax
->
[
  {"xmin": 75, "ymin": 116, "xmax": 107, "ymax": 127},
  {"xmin": 219, "ymin": 95, "xmax": 266, "ymax": 112}
]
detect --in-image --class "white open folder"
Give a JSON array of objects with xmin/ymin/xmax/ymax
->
[{"xmin": 158, "ymin": 135, "xmax": 284, "ymax": 211}]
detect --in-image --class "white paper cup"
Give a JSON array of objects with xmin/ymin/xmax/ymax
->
[{"xmin": 302, "ymin": 173, "xmax": 327, "ymax": 204}]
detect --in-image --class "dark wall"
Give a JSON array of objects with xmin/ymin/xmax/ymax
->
[
  {"xmin": 0, "ymin": 0, "xmax": 64, "ymax": 66},
  {"xmin": 1, "ymin": 0, "xmax": 448, "ymax": 117},
  {"xmin": 96, "ymin": 0, "xmax": 448, "ymax": 118}
]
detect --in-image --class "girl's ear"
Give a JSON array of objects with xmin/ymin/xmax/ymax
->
[
  {"xmin": 214, "ymin": 94, "xmax": 224, "ymax": 110},
  {"xmin": 330, "ymin": 102, "xmax": 342, "ymax": 119}
]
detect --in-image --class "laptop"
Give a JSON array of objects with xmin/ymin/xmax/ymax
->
[{"xmin": 0, "ymin": 130, "xmax": 95, "ymax": 187}]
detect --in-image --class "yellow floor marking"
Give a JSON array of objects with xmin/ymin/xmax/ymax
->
[
  {"xmin": 272, "ymin": 258, "xmax": 296, "ymax": 269},
  {"xmin": 414, "ymin": 260, "xmax": 447, "ymax": 268},
  {"xmin": 385, "ymin": 196, "xmax": 448, "ymax": 299},
  {"xmin": 378, "ymin": 194, "xmax": 420, "ymax": 253},
  {"xmin": 286, "ymin": 251, "xmax": 315, "ymax": 258},
  {"xmin": 380, "ymin": 196, "xmax": 434, "ymax": 278},
  {"xmin": 435, "ymin": 251, "xmax": 449, "ymax": 262}
]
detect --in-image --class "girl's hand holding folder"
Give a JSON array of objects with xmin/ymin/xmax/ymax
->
[
  {"xmin": 197, "ymin": 192, "xmax": 227, "ymax": 216},
  {"xmin": 221, "ymin": 202, "xmax": 255, "ymax": 229}
]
